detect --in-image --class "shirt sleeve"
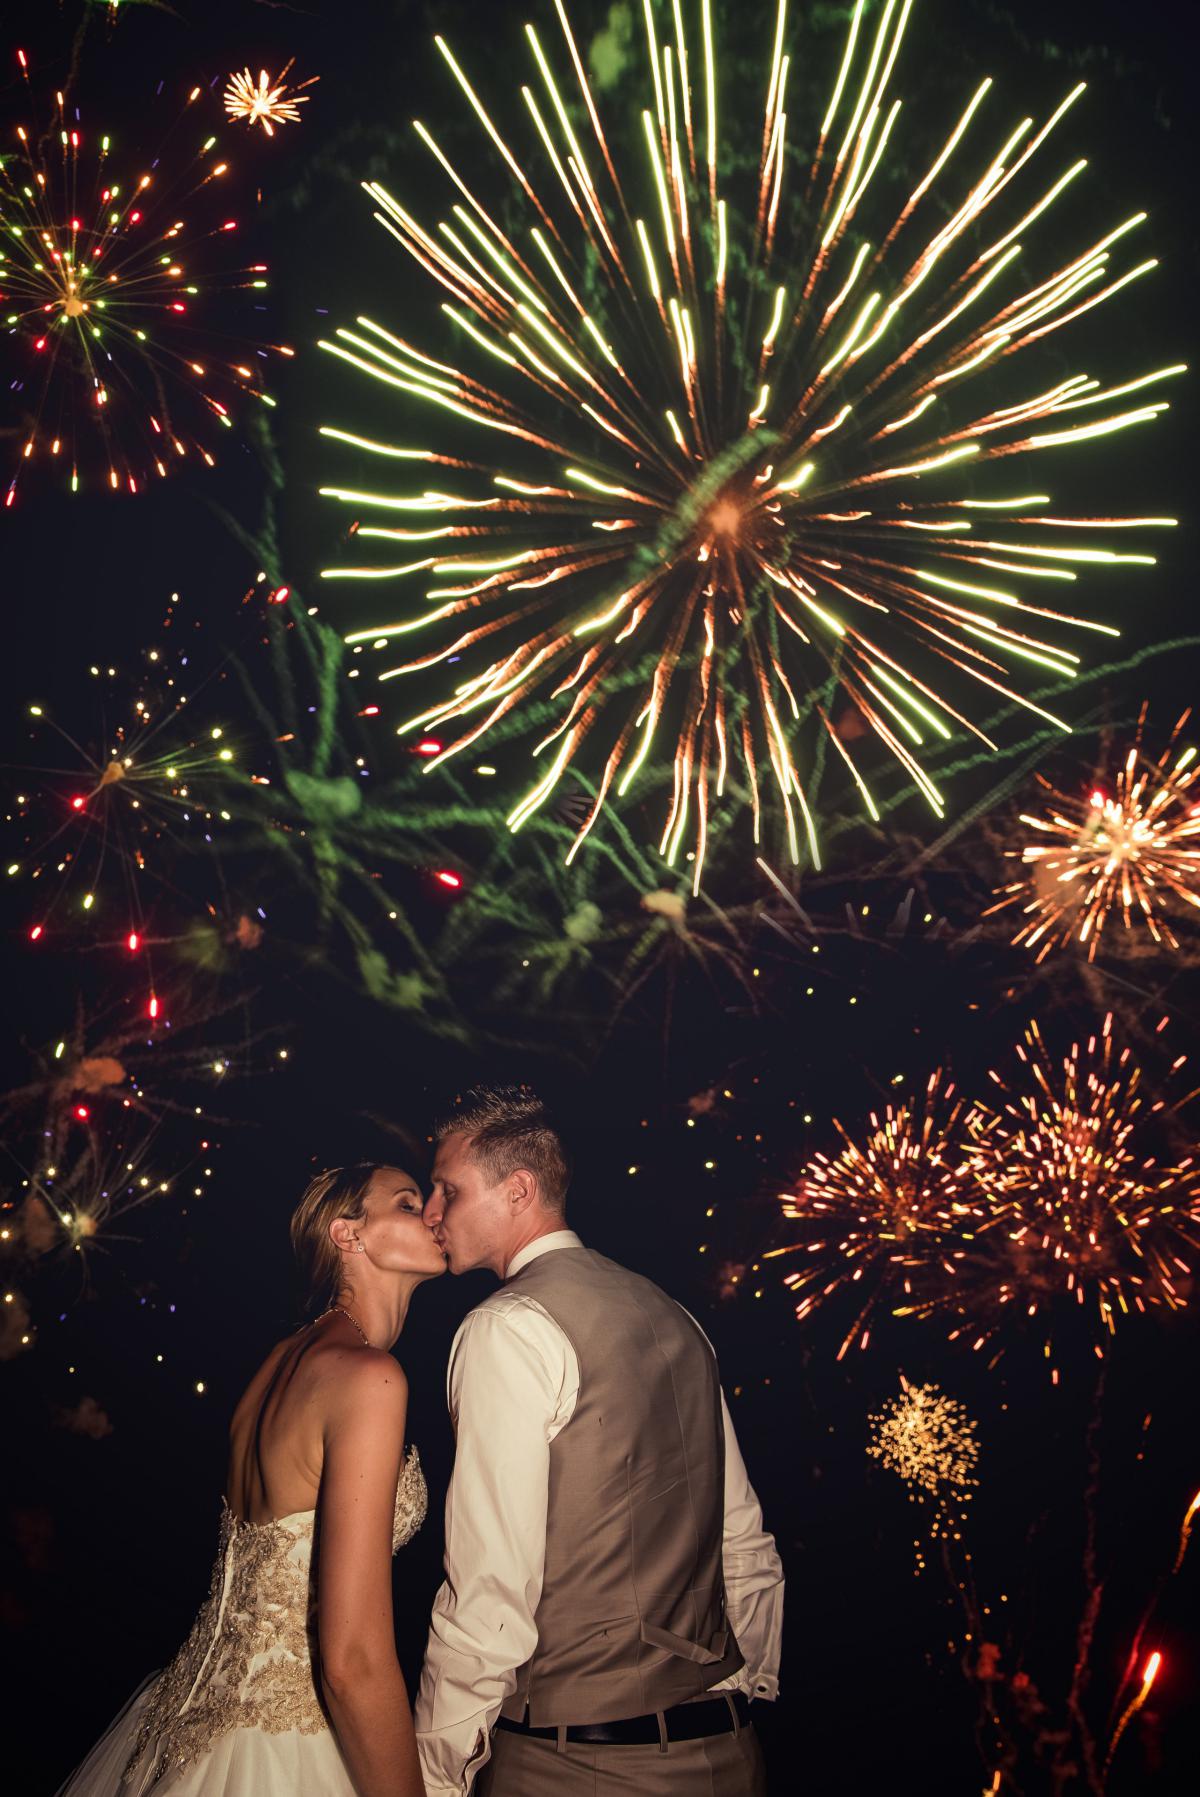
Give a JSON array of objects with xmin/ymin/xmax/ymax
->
[
  {"xmin": 415, "ymin": 1300, "xmax": 573, "ymax": 1795},
  {"xmin": 709, "ymin": 1389, "xmax": 785, "ymax": 1702}
]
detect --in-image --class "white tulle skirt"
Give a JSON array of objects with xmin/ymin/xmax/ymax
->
[{"xmin": 56, "ymin": 1674, "xmax": 359, "ymax": 1795}]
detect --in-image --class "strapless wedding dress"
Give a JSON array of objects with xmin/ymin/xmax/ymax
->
[{"xmin": 58, "ymin": 1447, "xmax": 427, "ymax": 1795}]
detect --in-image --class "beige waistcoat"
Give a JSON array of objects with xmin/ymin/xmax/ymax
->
[{"xmin": 499, "ymin": 1246, "xmax": 745, "ymax": 1726}]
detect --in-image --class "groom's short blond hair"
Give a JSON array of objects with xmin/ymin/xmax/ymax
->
[{"xmin": 436, "ymin": 1084, "xmax": 571, "ymax": 1211}]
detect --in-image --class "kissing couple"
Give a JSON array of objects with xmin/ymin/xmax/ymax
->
[{"xmin": 59, "ymin": 1085, "xmax": 783, "ymax": 1796}]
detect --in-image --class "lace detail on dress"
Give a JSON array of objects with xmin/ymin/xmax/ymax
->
[
  {"xmin": 391, "ymin": 1441, "xmax": 428, "ymax": 1550},
  {"xmin": 120, "ymin": 1447, "xmax": 426, "ymax": 1792}
]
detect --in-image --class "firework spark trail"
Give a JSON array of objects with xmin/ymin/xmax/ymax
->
[
  {"xmin": 0, "ymin": 50, "xmax": 288, "ymax": 499},
  {"xmin": 986, "ymin": 706, "xmax": 1200, "ymax": 960},
  {"xmin": 1104, "ymin": 1651, "xmax": 1162, "ymax": 1777},
  {"xmin": 766, "ymin": 1068, "xmax": 982, "ymax": 1359},
  {"xmin": 958, "ymin": 1015, "xmax": 1200, "ymax": 1368},
  {"xmin": 1173, "ymin": 1488, "xmax": 1200, "ymax": 1576},
  {"xmin": 320, "ymin": 2, "xmax": 1181, "ymax": 880}
]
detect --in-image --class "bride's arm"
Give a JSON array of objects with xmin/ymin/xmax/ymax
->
[{"xmin": 317, "ymin": 1352, "xmax": 425, "ymax": 1797}]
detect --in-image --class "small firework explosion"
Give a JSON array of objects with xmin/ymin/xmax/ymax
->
[
  {"xmin": 987, "ymin": 708, "xmax": 1200, "ymax": 961},
  {"xmin": 767, "ymin": 1070, "xmax": 982, "ymax": 1358},
  {"xmin": 321, "ymin": 2, "xmax": 1181, "ymax": 882},
  {"xmin": 867, "ymin": 1376, "xmax": 979, "ymax": 1569},
  {"xmin": 958, "ymin": 1016, "xmax": 1200, "ymax": 1362},
  {"xmin": 1, "ymin": 1120, "xmax": 218, "ymax": 1316},
  {"xmin": 8, "ymin": 658, "xmax": 236, "ymax": 946},
  {"xmin": 0, "ymin": 50, "xmax": 287, "ymax": 499},
  {"xmin": 19, "ymin": 1127, "xmax": 178, "ymax": 1263},
  {"xmin": 223, "ymin": 62, "xmax": 317, "ymax": 137},
  {"xmin": 0, "ymin": 984, "xmax": 261, "ymax": 1142}
]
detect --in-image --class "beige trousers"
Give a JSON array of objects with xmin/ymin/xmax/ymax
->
[{"xmin": 475, "ymin": 1717, "xmax": 767, "ymax": 1795}]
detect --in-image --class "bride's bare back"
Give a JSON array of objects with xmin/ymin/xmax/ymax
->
[{"xmin": 224, "ymin": 1321, "xmax": 368, "ymax": 1524}]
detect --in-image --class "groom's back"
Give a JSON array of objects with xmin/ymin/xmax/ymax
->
[{"xmin": 499, "ymin": 1246, "xmax": 744, "ymax": 1727}]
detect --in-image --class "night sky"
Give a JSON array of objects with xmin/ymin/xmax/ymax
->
[{"xmin": 3, "ymin": 4, "xmax": 1200, "ymax": 1793}]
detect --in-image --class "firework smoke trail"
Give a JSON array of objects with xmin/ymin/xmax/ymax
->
[
  {"xmin": 986, "ymin": 706, "xmax": 1200, "ymax": 961},
  {"xmin": 0, "ymin": 50, "xmax": 289, "ymax": 499},
  {"xmin": 320, "ymin": 1, "xmax": 1182, "ymax": 881},
  {"xmin": 766, "ymin": 1069, "xmax": 981, "ymax": 1359},
  {"xmin": 957, "ymin": 1015, "xmax": 1200, "ymax": 1372}
]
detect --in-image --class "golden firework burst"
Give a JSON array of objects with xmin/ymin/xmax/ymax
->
[{"xmin": 867, "ymin": 1376, "xmax": 979, "ymax": 1569}]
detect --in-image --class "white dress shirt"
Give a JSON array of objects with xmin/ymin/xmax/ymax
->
[{"xmin": 415, "ymin": 1231, "xmax": 784, "ymax": 1796}]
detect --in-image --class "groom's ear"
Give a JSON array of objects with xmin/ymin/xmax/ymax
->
[{"xmin": 507, "ymin": 1168, "xmax": 538, "ymax": 1214}]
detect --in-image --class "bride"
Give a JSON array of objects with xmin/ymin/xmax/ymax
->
[{"xmin": 58, "ymin": 1162, "xmax": 446, "ymax": 1797}]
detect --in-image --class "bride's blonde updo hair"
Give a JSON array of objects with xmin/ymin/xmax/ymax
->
[{"xmin": 291, "ymin": 1163, "xmax": 381, "ymax": 1318}]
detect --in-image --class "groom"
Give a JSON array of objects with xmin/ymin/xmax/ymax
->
[{"xmin": 416, "ymin": 1086, "xmax": 783, "ymax": 1795}]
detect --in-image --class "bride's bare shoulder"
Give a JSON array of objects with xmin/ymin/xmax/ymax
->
[
  {"xmin": 328, "ymin": 1346, "xmax": 409, "ymax": 1415},
  {"xmin": 313, "ymin": 1352, "xmax": 407, "ymax": 1455}
]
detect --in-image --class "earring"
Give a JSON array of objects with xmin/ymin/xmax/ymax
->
[{"xmin": 356, "ymin": 1242, "xmax": 365, "ymax": 1253}]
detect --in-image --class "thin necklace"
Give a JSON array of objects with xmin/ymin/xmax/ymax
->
[{"xmin": 323, "ymin": 1304, "xmax": 370, "ymax": 1347}]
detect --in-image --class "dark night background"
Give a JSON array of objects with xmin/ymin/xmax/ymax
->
[{"xmin": 2, "ymin": 2, "xmax": 1199, "ymax": 1793}]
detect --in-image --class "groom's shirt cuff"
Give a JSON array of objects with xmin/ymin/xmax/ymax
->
[{"xmin": 415, "ymin": 1712, "xmax": 490, "ymax": 1797}]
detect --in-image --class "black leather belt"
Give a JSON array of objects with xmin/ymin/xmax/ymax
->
[{"xmin": 496, "ymin": 1690, "xmax": 750, "ymax": 1746}]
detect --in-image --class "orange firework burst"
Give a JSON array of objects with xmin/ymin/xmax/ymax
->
[
  {"xmin": 223, "ymin": 62, "xmax": 317, "ymax": 137},
  {"xmin": 956, "ymin": 1016, "xmax": 1200, "ymax": 1362},
  {"xmin": 988, "ymin": 708, "xmax": 1200, "ymax": 960},
  {"xmin": 773, "ymin": 1022, "xmax": 1200, "ymax": 1369},
  {"xmin": 767, "ymin": 1069, "xmax": 984, "ymax": 1358},
  {"xmin": 320, "ymin": 1, "xmax": 1182, "ymax": 881},
  {"xmin": 0, "ymin": 51, "xmax": 288, "ymax": 499}
]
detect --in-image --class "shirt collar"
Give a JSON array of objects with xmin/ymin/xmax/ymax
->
[{"xmin": 505, "ymin": 1228, "xmax": 583, "ymax": 1281}]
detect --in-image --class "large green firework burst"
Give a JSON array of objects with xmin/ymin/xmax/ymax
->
[{"xmin": 320, "ymin": 0, "xmax": 1182, "ymax": 883}]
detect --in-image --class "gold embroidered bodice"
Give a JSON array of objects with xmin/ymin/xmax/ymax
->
[{"xmin": 120, "ymin": 1447, "xmax": 427, "ymax": 1792}]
